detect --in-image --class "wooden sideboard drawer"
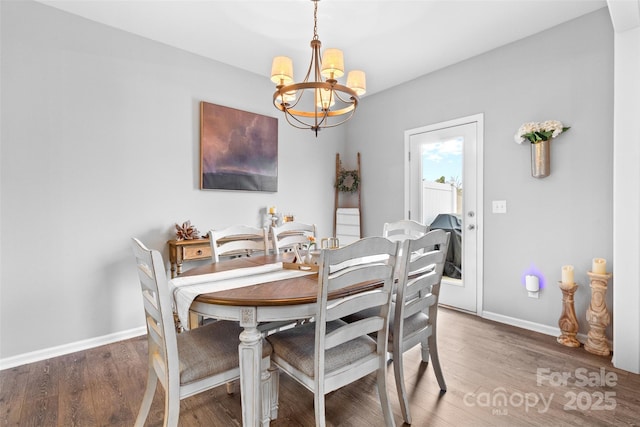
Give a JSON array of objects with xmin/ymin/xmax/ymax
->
[
  {"xmin": 183, "ymin": 245, "xmax": 211, "ymax": 260},
  {"xmin": 168, "ymin": 238, "xmax": 212, "ymax": 278}
]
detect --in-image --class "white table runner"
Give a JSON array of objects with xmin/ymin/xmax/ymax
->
[{"xmin": 169, "ymin": 262, "xmax": 314, "ymax": 329}]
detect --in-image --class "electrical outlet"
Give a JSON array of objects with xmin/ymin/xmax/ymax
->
[{"xmin": 492, "ymin": 200, "xmax": 507, "ymax": 214}]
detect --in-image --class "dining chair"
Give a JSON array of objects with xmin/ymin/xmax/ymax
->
[
  {"xmin": 130, "ymin": 238, "xmax": 276, "ymax": 427},
  {"xmin": 342, "ymin": 229, "xmax": 449, "ymax": 424},
  {"xmin": 266, "ymin": 237, "xmax": 402, "ymax": 427},
  {"xmin": 393, "ymin": 229, "xmax": 450, "ymax": 423},
  {"xmin": 270, "ymin": 221, "xmax": 317, "ymax": 254},
  {"xmin": 382, "ymin": 219, "xmax": 429, "ymax": 242},
  {"xmin": 209, "ymin": 225, "xmax": 269, "ymax": 262}
]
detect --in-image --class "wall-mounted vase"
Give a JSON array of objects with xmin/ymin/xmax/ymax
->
[{"xmin": 531, "ymin": 139, "xmax": 551, "ymax": 178}]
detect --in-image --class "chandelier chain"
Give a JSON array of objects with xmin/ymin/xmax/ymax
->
[{"xmin": 313, "ymin": 1, "xmax": 319, "ymax": 41}]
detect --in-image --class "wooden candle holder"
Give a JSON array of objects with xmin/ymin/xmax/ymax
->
[
  {"xmin": 584, "ymin": 271, "xmax": 612, "ymax": 356},
  {"xmin": 557, "ymin": 281, "xmax": 580, "ymax": 347}
]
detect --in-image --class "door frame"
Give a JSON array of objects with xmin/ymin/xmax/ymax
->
[{"xmin": 403, "ymin": 113, "xmax": 484, "ymax": 315}]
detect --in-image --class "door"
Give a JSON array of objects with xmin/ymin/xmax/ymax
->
[{"xmin": 404, "ymin": 114, "xmax": 483, "ymax": 314}]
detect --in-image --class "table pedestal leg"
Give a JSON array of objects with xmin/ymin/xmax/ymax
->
[
  {"xmin": 268, "ymin": 363, "xmax": 280, "ymax": 419},
  {"xmin": 557, "ymin": 281, "xmax": 580, "ymax": 347},
  {"xmin": 239, "ymin": 307, "xmax": 264, "ymax": 427},
  {"xmin": 585, "ymin": 272, "xmax": 612, "ymax": 356},
  {"xmin": 260, "ymin": 364, "xmax": 272, "ymax": 427}
]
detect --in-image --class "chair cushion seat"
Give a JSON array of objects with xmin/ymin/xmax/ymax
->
[
  {"xmin": 394, "ymin": 312, "xmax": 429, "ymax": 340},
  {"xmin": 267, "ymin": 319, "xmax": 376, "ymax": 378},
  {"xmin": 177, "ymin": 320, "xmax": 272, "ymax": 385}
]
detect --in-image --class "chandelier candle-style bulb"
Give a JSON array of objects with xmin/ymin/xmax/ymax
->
[
  {"xmin": 280, "ymin": 91, "xmax": 296, "ymax": 104},
  {"xmin": 316, "ymin": 88, "xmax": 335, "ymax": 109},
  {"xmin": 270, "ymin": 0, "xmax": 364, "ymax": 136}
]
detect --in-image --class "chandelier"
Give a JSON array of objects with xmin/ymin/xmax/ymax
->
[{"xmin": 270, "ymin": 0, "xmax": 366, "ymax": 136}]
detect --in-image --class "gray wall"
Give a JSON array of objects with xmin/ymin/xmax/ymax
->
[
  {"xmin": 0, "ymin": 1, "xmax": 344, "ymax": 359},
  {"xmin": 347, "ymin": 9, "xmax": 614, "ymax": 333},
  {"xmin": 0, "ymin": 2, "xmax": 620, "ymax": 363}
]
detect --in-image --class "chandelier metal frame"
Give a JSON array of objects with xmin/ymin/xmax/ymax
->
[{"xmin": 272, "ymin": 0, "xmax": 362, "ymax": 136}]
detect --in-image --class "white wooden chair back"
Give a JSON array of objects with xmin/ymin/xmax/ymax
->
[
  {"xmin": 266, "ymin": 237, "xmax": 402, "ymax": 426},
  {"xmin": 209, "ymin": 225, "xmax": 268, "ymax": 262},
  {"xmin": 383, "ymin": 219, "xmax": 429, "ymax": 242},
  {"xmin": 315, "ymin": 237, "xmax": 402, "ymax": 394},
  {"xmin": 395, "ymin": 229, "xmax": 449, "ymax": 345},
  {"xmin": 271, "ymin": 221, "xmax": 317, "ymax": 254},
  {"xmin": 130, "ymin": 237, "xmax": 278, "ymax": 426},
  {"xmin": 130, "ymin": 238, "xmax": 179, "ymax": 393},
  {"xmin": 392, "ymin": 229, "xmax": 450, "ymax": 423}
]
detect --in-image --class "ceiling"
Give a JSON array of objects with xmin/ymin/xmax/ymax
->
[{"xmin": 37, "ymin": 0, "xmax": 607, "ymax": 96}]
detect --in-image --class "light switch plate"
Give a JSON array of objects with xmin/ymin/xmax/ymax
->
[{"xmin": 492, "ymin": 200, "xmax": 507, "ymax": 213}]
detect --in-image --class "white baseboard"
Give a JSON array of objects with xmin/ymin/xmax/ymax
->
[
  {"xmin": 481, "ymin": 311, "xmax": 589, "ymax": 344},
  {"xmin": 0, "ymin": 326, "xmax": 147, "ymax": 371}
]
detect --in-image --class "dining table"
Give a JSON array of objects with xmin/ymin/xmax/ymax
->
[{"xmin": 170, "ymin": 252, "xmax": 382, "ymax": 427}]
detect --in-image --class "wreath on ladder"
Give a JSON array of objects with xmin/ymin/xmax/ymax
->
[{"xmin": 335, "ymin": 169, "xmax": 360, "ymax": 193}]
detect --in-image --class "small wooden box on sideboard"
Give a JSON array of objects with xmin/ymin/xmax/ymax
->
[{"xmin": 168, "ymin": 238, "xmax": 211, "ymax": 278}]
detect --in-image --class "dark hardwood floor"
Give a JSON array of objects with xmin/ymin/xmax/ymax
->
[{"xmin": 2, "ymin": 308, "xmax": 639, "ymax": 426}]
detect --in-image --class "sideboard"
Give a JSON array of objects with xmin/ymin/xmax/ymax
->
[{"xmin": 167, "ymin": 238, "xmax": 211, "ymax": 278}]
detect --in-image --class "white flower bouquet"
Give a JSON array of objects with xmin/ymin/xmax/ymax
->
[{"xmin": 514, "ymin": 120, "xmax": 570, "ymax": 144}]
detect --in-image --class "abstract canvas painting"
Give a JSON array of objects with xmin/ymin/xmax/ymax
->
[{"xmin": 200, "ymin": 102, "xmax": 278, "ymax": 192}]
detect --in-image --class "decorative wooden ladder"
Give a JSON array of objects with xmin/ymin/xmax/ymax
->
[{"xmin": 333, "ymin": 153, "xmax": 363, "ymax": 244}]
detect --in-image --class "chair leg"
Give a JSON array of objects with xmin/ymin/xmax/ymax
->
[
  {"xmin": 164, "ymin": 381, "xmax": 181, "ymax": 427},
  {"xmin": 314, "ymin": 392, "xmax": 326, "ymax": 427},
  {"xmin": 393, "ymin": 351, "xmax": 412, "ymax": 424},
  {"xmin": 420, "ymin": 340, "xmax": 430, "ymax": 363},
  {"xmin": 377, "ymin": 360, "xmax": 397, "ymax": 427},
  {"xmin": 428, "ymin": 333, "xmax": 447, "ymax": 391},
  {"xmin": 226, "ymin": 381, "xmax": 236, "ymax": 394},
  {"xmin": 134, "ymin": 366, "xmax": 158, "ymax": 427}
]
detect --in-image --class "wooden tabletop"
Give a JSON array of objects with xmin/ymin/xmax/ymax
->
[{"xmin": 181, "ymin": 253, "xmax": 381, "ymax": 307}]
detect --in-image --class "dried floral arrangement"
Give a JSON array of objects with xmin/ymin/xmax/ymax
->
[{"xmin": 175, "ymin": 220, "xmax": 200, "ymax": 240}]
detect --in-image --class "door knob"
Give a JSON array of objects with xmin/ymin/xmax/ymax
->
[{"xmin": 467, "ymin": 224, "xmax": 476, "ymax": 230}]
